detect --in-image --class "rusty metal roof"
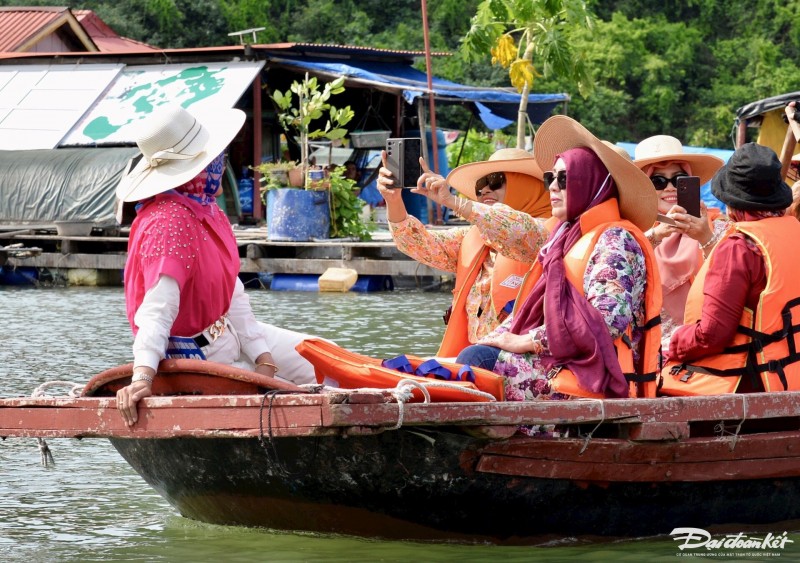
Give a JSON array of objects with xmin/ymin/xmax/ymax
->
[
  {"xmin": 73, "ymin": 10, "xmax": 157, "ymax": 52},
  {"xmin": 0, "ymin": 7, "xmax": 97, "ymax": 52}
]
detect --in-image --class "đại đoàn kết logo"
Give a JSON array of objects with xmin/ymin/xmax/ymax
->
[{"xmin": 671, "ymin": 527, "xmax": 794, "ymax": 557}]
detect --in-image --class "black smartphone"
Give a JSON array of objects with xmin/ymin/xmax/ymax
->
[
  {"xmin": 676, "ymin": 175, "xmax": 701, "ymax": 217},
  {"xmin": 385, "ymin": 137, "xmax": 421, "ymax": 188}
]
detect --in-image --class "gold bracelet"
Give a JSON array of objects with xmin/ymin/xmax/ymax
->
[
  {"xmin": 256, "ymin": 361, "xmax": 279, "ymax": 374},
  {"xmin": 699, "ymin": 232, "xmax": 718, "ymax": 251}
]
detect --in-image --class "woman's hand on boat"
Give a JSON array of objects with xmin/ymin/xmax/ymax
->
[
  {"xmin": 254, "ymin": 353, "xmax": 279, "ymax": 379},
  {"xmin": 116, "ymin": 378, "xmax": 153, "ymax": 427},
  {"xmin": 478, "ymin": 331, "xmax": 538, "ymax": 354}
]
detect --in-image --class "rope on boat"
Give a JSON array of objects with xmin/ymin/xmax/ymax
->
[
  {"xmin": 715, "ymin": 394, "xmax": 748, "ymax": 451},
  {"xmin": 387, "ymin": 379, "xmax": 431, "ymax": 430},
  {"xmin": 31, "ymin": 380, "xmax": 84, "ymax": 398},
  {"xmin": 28, "ymin": 380, "xmax": 83, "ymax": 468},
  {"xmin": 577, "ymin": 398, "xmax": 606, "ymax": 455},
  {"xmin": 257, "ymin": 389, "xmax": 294, "ymax": 476}
]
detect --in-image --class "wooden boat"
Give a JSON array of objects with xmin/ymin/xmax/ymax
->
[{"xmin": 2, "ymin": 357, "xmax": 800, "ymax": 544}]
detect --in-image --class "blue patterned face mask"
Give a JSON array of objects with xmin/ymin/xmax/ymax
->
[
  {"xmin": 204, "ymin": 152, "xmax": 226, "ymax": 196},
  {"xmin": 172, "ymin": 152, "xmax": 226, "ymax": 205}
]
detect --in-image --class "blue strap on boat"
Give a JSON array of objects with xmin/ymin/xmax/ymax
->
[
  {"xmin": 381, "ymin": 355, "xmax": 413, "ymax": 373},
  {"xmin": 457, "ymin": 365, "xmax": 476, "ymax": 383},
  {"xmin": 414, "ymin": 358, "xmax": 451, "ymax": 380},
  {"xmin": 165, "ymin": 336, "xmax": 207, "ymax": 360}
]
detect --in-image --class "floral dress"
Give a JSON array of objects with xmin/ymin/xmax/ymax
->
[
  {"xmin": 390, "ymin": 202, "xmax": 548, "ymax": 344},
  {"xmin": 491, "ymin": 227, "xmax": 647, "ymax": 404}
]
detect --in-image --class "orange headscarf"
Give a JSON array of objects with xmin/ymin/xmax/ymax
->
[{"xmin": 502, "ymin": 171, "xmax": 551, "ymax": 218}]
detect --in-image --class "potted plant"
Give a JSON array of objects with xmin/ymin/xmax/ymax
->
[
  {"xmin": 258, "ymin": 74, "xmax": 355, "ymax": 241},
  {"xmin": 271, "ymin": 73, "xmax": 354, "ymax": 189}
]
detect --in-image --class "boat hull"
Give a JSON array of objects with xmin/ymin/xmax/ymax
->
[{"xmin": 110, "ymin": 428, "xmax": 800, "ymax": 542}]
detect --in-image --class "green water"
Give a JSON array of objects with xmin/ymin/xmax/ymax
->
[{"xmin": 1, "ymin": 286, "xmax": 799, "ymax": 562}]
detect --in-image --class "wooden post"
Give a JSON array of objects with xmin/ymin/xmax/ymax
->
[{"xmin": 252, "ymin": 74, "xmax": 263, "ymax": 222}]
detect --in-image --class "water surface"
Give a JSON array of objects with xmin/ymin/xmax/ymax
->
[{"xmin": 1, "ymin": 287, "xmax": 798, "ymax": 562}]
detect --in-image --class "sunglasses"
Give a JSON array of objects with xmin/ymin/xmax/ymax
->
[
  {"xmin": 543, "ymin": 170, "xmax": 567, "ymax": 190},
  {"xmin": 475, "ymin": 172, "xmax": 506, "ymax": 195},
  {"xmin": 650, "ymin": 173, "xmax": 688, "ymax": 191}
]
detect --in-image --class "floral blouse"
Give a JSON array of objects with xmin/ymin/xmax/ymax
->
[
  {"xmin": 390, "ymin": 202, "xmax": 548, "ymax": 344},
  {"xmin": 491, "ymin": 226, "xmax": 647, "ymax": 404}
]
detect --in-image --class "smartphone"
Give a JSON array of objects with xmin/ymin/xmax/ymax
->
[
  {"xmin": 656, "ymin": 213, "xmax": 677, "ymax": 226},
  {"xmin": 385, "ymin": 137, "xmax": 421, "ymax": 188},
  {"xmin": 676, "ymin": 175, "xmax": 701, "ymax": 217}
]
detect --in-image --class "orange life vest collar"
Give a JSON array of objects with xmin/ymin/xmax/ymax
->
[{"xmin": 437, "ymin": 226, "xmax": 531, "ymax": 357}]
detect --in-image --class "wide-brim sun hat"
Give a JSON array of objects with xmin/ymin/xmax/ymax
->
[
  {"xmin": 533, "ymin": 115, "xmax": 658, "ymax": 231},
  {"xmin": 446, "ymin": 147, "xmax": 543, "ymax": 200},
  {"xmin": 711, "ymin": 142, "xmax": 792, "ymax": 211},
  {"xmin": 633, "ymin": 135, "xmax": 724, "ymax": 184},
  {"xmin": 116, "ymin": 105, "xmax": 246, "ymax": 202}
]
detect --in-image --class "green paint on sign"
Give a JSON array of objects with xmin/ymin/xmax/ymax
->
[{"xmin": 80, "ymin": 66, "xmax": 230, "ymax": 142}]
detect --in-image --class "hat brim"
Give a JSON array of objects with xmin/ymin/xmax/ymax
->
[
  {"xmin": 116, "ymin": 108, "xmax": 246, "ymax": 202},
  {"xmin": 633, "ymin": 153, "xmax": 724, "ymax": 184},
  {"xmin": 446, "ymin": 157, "xmax": 543, "ymax": 200},
  {"xmin": 533, "ymin": 115, "xmax": 658, "ymax": 231}
]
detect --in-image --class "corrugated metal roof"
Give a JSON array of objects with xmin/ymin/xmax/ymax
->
[
  {"xmin": 0, "ymin": 7, "xmax": 68, "ymax": 52},
  {"xmin": 74, "ymin": 10, "xmax": 158, "ymax": 52}
]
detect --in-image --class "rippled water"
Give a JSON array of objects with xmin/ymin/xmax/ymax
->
[{"xmin": 2, "ymin": 286, "xmax": 799, "ymax": 562}]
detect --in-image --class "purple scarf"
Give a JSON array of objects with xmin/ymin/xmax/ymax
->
[{"xmin": 509, "ymin": 147, "xmax": 629, "ymax": 398}]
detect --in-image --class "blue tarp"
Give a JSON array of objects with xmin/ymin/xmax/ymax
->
[
  {"xmin": 267, "ymin": 56, "xmax": 569, "ymax": 130},
  {"xmin": 617, "ymin": 142, "xmax": 735, "ymax": 211}
]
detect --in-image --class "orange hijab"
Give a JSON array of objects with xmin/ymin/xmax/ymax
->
[{"xmin": 502, "ymin": 171, "xmax": 551, "ymax": 218}]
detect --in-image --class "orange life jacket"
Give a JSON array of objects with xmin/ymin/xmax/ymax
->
[
  {"xmin": 514, "ymin": 199, "xmax": 663, "ymax": 398},
  {"xmin": 436, "ymin": 226, "xmax": 532, "ymax": 357},
  {"xmin": 660, "ymin": 216, "xmax": 800, "ymax": 396}
]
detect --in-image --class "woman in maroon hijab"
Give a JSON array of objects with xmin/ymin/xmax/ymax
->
[{"xmin": 456, "ymin": 116, "xmax": 662, "ymax": 406}]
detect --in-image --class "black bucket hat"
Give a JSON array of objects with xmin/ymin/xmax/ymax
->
[{"xmin": 711, "ymin": 142, "xmax": 792, "ymax": 211}]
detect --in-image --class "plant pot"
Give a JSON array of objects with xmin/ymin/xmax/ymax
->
[
  {"xmin": 268, "ymin": 169, "xmax": 289, "ymax": 187},
  {"xmin": 55, "ymin": 220, "xmax": 94, "ymax": 237},
  {"xmin": 288, "ymin": 167, "xmax": 304, "ymax": 187},
  {"xmin": 267, "ymin": 188, "xmax": 330, "ymax": 241}
]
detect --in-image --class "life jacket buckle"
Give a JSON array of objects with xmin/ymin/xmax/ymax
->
[
  {"xmin": 546, "ymin": 366, "xmax": 563, "ymax": 380},
  {"xmin": 679, "ymin": 369, "xmax": 693, "ymax": 383}
]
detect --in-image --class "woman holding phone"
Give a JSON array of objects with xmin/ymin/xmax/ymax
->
[
  {"xmin": 633, "ymin": 135, "xmax": 727, "ymax": 344},
  {"xmin": 376, "ymin": 148, "xmax": 552, "ymax": 357}
]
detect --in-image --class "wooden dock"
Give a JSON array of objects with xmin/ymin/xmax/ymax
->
[{"xmin": 0, "ymin": 225, "xmax": 452, "ymax": 286}]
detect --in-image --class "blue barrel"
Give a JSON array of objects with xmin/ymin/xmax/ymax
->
[
  {"xmin": 238, "ymin": 168, "xmax": 254, "ymax": 214},
  {"xmin": 267, "ymin": 188, "xmax": 330, "ymax": 241},
  {"xmin": 270, "ymin": 274, "xmax": 320, "ymax": 291}
]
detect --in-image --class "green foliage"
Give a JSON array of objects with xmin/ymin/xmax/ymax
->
[
  {"xmin": 446, "ymin": 129, "xmax": 515, "ymax": 169},
  {"xmin": 271, "ymin": 74, "xmax": 354, "ymax": 188},
  {"xmin": 328, "ymin": 170, "xmax": 372, "ymax": 241},
  {"xmin": 460, "ymin": 0, "xmax": 596, "ymax": 147}
]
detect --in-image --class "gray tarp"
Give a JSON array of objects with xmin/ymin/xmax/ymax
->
[{"xmin": 0, "ymin": 147, "xmax": 138, "ymax": 227}]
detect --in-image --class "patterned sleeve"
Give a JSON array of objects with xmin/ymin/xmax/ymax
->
[
  {"xmin": 389, "ymin": 215, "xmax": 466, "ymax": 273},
  {"xmin": 583, "ymin": 227, "xmax": 647, "ymax": 341},
  {"xmin": 467, "ymin": 201, "xmax": 548, "ymax": 263}
]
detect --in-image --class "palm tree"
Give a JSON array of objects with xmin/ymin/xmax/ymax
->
[{"xmin": 461, "ymin": 0, "xmax": 595, "ymax": 148}]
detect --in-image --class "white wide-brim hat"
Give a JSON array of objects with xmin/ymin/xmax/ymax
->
[
  {"xmin": 633, "ymin": 135, "xmax": 724, "ymax": 184},
  {"xmin": 116, "ymin": 105, "xmax": 246, "ymax": 202},
  {"xmin": 533, "ymin": 115, "xmax": 658, "ymax": 231},
  {"xmin": 446, "ymin": 147, "xmax": 543, "ymax": 200}
]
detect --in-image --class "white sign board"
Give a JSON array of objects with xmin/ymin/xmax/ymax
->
[
  {"xmin": 62, "ymin": 61, "xmax": 264, "ymax": 146},
  {"xmin": 0, "ymin": 64, "xmax": 123, "ymax": 150}
]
